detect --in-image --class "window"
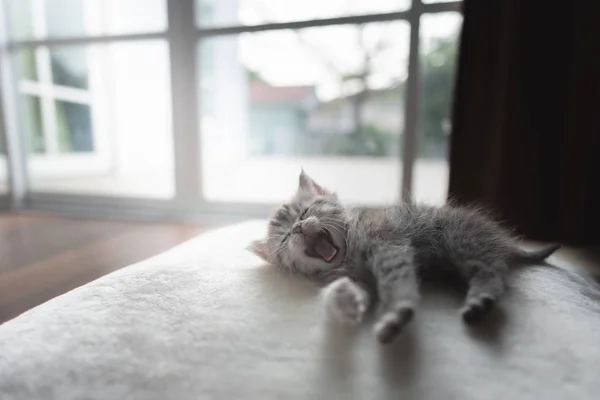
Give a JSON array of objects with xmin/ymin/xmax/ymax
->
[
  {"xmin": 197, "ymin": 1, "xmax": 462, "ymax": 205},
  {"xmin": 0, "ymin": 0, "xmax": 462, "ymax": 217},
  {"xmin": 3, "ymin": 0, "xmax": 174, "ymax": 199},
  {"xmin": 18, "ymin": 46, "xmax": 95, "ymax": 156},
  {"xmin": 5, "ymin": 0, "xmax": 167, "ymax": 40},
  {"xmin": 199, "ymin": 22, "xmax": 410, "ymax": 204}
]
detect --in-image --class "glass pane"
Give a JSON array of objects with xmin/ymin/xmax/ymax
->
[
  {"xmin": 5, "ymin": 0, "xmax": 167, "ymax": 39},
  {"xmin": 45, "ymin": 0, "xmax": 86, "ymax": 38},
  {"xmin": 24, "ymin": 41, "xmax": 174, "ymax": 199},
  {"xmin": 22, "ymin": 95, "xmax": 45, "ymax": 154},
  {"xmin": 50, "ymin": 47, "xmax": 89, "ymax": 89},
  {"xmin": 103, "ymin": 0, "xmax": 167, "ymax": 35},
  {"xmin": 414, "ymin": 12, "xmax": 462, "ymax": 204},
  {"xmin": 199, "ymin": 22, "xmax": 409, "ymax": 204},
  {"xmin": 196, "ymin": 0, "xmax": 411, "ymax": 28},
  {"xmin": 56, "ymin": 101, "xmax": 93, "ymax": 152},
  {"xmin": 18, "ymin": 50, "xmax": 38, "ymax": 81},
  {"xmin": 4, "ymin": 0, "xmax": 34, "ymax": 39}
]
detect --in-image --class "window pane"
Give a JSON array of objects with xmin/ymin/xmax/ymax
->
[
  {"xmin": 196, "ymin": 0, "xmax": 411, "ymax": 28},
  {"xmin": 18, "ymin": 50, "xmax": 38, "ymax": 81},
  {"xmin": 22, "ymin": 95, "xmax": 45, "ymax": 154},
  {"xmin": 5, "ymin": 0, "xmax": 167, "ymax": 39},
  {"xmin": 45, "ymin": 0, "xmax": 86, "ymax": 38},
  {"xmin": 56, "ymin": 101, "xmax": 93, "ymax": 152},
  {"xmin": 103, "ymin": 0, "xmax": 167, "ymax": 35},
  {"xmin": 4, "ymin": 0, "xmax": 34, "ymax": 39},
  {"xmin": 50, "ymin": 47, "xmax": 89, "ymax": 89},
  {"xmin": 199, "ymin": 22, "xmax": 409, "ymax": 204},
  {"xmin": 23, "ymin": 41, "xmax": 174, "ymax": 199},
  {"xmin": 414, "ymin": 12, "xmax": 462, "ymax": 204}
]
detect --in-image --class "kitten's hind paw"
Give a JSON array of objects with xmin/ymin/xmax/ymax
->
[
  {"xmin": 374, "ymin": 306, "xmax": 414, "ymax": 344},
  {"xmin": 460, "ymin": 294, "xmax": 495, "ymax": 324},
  {"xmin": 323, "ymin": 277, "xmax": 368, "ymax": 326}
]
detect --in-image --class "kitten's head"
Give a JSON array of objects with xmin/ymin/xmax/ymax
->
[{"xmin": 249, "ymin": 170, "xmax": 348, "ymax": 278}]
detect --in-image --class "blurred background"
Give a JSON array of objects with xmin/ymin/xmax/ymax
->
[
  {"xmin": 0, "ymin": 0, "xmax": 462, "ymax": 215},
  {"xmin": 1, "ymin": 0, "xmax": 599, "ymax": 322}
]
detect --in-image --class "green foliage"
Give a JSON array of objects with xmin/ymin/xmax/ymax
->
[
  {"xmin": 314, "ymin": 37, "xmax": 458, "ymax": 158},
  {"xmin": 305, "ymin": 125, "xmax": 398, "ymax": 157},
  {"xmin": 247, "ymin": 35, "xmax": 458, "ymax": 159},
  {"xmin": 247, "ymin": 69, "xmax": 264, "ymax": 83}
]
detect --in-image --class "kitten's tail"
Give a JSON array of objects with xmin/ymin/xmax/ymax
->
[{"xmin": 510, "ymin": 243, "xmax": 560, "ymax": 264}]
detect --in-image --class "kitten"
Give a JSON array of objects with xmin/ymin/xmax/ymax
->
[{"xmin": 249, "ymin": 170, "xmax": 559, "ymax": 344}]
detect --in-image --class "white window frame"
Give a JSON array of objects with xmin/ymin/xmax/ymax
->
[
  {"xmin": 0, "ymin": 0, "xmax": 463, "ymax": 222},
  {"xmin": 14, "ymin": 0, "xmax": 112, "ymax": 179}
]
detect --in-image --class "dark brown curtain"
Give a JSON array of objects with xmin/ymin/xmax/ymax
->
[{"xmin": 448, "ymin": 0, "xmax": 600, "ymax": 245}]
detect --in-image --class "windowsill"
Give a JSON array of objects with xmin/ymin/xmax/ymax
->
[
  {"xmin": 203, "ymin": 156, "xmax": 448, "ymax": 205},
  {"xmin": 4, "ymin": 156, "xmax": 448, "ymax": 206}
]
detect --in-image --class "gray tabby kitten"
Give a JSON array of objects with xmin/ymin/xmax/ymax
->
[{"xmin": 249, "ymin": 170, "xmax": 559, "ymax": 344}]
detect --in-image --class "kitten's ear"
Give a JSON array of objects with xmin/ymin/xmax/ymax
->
[
  {"xmin": 247, "ymin": 239, "xmax": 269, "ymax": 261},
  {"xmin": 298, "ymin": 169, "xmax": 329, "ymax": 196}
]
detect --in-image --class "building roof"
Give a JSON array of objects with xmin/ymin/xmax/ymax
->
[{"xmin": 250, "ymin": 82, "xmax": 315, "ymax": 103}]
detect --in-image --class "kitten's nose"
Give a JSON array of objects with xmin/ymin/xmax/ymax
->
[{"xmin": 292, "ymin": 223, "xmax": 302, "ymax": 234}]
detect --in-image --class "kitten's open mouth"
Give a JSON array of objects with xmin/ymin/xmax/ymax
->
[{"xmin": 304, "ymin": 229, "xmax": 338, "ymax": 262}]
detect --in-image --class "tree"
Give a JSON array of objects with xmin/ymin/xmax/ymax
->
[
  {"xmin": 293, "ymin": 26, "xmax": 460, "ymax": 158},
  {"xmin": 292, "ymin": 24, "xmax": 400, "ymax": 156},
  {"xmin": 245, "ymin": 1, "xmax": 458, "ymax": 158}
]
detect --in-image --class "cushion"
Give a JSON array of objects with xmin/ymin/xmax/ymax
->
[{"xmin": 1, "ymin": 221, "xmax": 600, "ymax": 400}]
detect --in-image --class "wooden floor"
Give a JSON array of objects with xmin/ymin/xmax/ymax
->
[{"xmin": 0, "ymin": 213, "xmax": 207, "ymax": 325}]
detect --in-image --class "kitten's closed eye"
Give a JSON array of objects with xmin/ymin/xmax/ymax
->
[{"xmin": 299, "ymin": 208, "xmax": 309, "ymax": 220}]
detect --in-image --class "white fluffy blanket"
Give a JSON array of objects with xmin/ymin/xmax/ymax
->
[{"xmin": 1, "ymin": 221, "xmax": 600, "ymax": 400}]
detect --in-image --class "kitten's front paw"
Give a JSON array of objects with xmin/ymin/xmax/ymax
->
[{"xmin": 323, "ymin": 277, "xmax": 368, "ymax": 326}]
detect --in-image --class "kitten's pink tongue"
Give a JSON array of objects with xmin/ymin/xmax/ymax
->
[{"xmin": 314, "ymin": 235, "xmax": 337, "ymax": 262}]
